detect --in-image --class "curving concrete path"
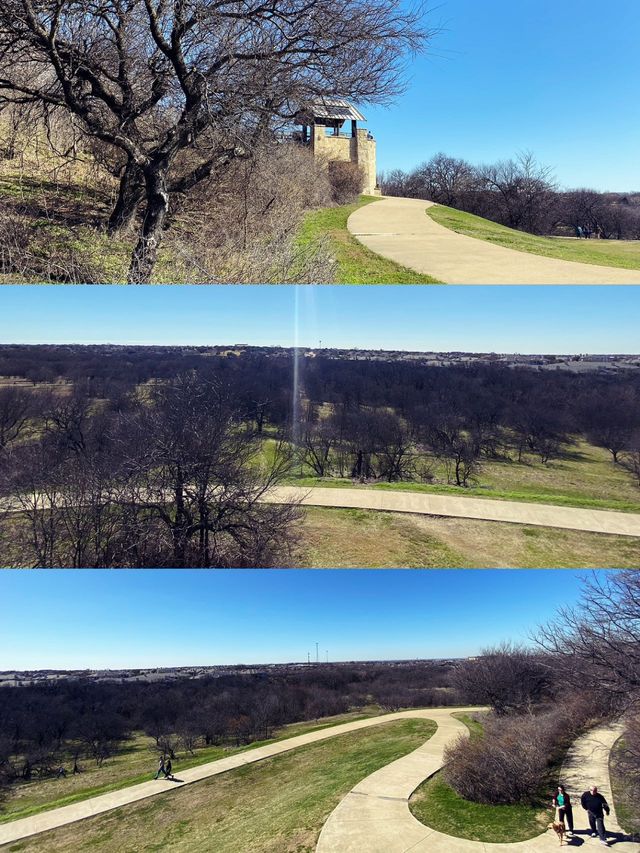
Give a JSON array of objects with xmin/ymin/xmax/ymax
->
[
  {"xmin": 267, "ymin": 486, "xmax": 640, "ymax": 538},
  {"xmin": 317, "ymin": 719, "xmax": 640, "ymax": 852},
  {"xmin": 0, "ymin": 708, "xmax": 481, "ymax": 847},
  {"xmin": 347, "ymin": 197, "xmax": 640, "ymax": 284}
]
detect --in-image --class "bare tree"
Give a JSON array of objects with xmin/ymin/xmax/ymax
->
[
  {"xmin": 0, "ymin": 386, "xmax": 30, "ymax": 451},
  {"xmin": 451, "ymin": 642, "xmax": 552, "ymax": 716},
  {"xmin": 115, "ymin": 372, "xmax": 301, "ymax": 567},
  {"xmin": 476, "ymin": 151, "xmax": 557, "ymax": 233},
  {"xmin": 534, "ymin": 571, "xmax": 640, "ymax": 709},
  {"xmin": 0, "ymin": 0, "xmax": 430, "ymax": 281}
]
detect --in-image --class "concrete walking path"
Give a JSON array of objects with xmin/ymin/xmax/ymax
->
[
  {"xmin": 267, "ymin": 486, "xmax": 640, "ymax": 538},
  {"xmin": 316, "ymin": 719, "xmax": 639, "ymax": 852},
  {"xmin": 347, "ymin": 197, "xmax": 640, "ymax": 284},
  {"xmin": 0, "ymin": 708, "xmax": 480, "ymax": 847}
]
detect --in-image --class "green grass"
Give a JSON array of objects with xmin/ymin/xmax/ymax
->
[
  {"xmin": 428, "ymin": 204, "xmax": 640, "ymax": 270},
  {"xmin": 409, "ymin": 772, "xmax": 549, "ymax": 844},
  {"xmin": 300, "ymin": 507, "xmax": 467, "ymax": 568},
  {"xmin": 610, "ymin": 736, "xmax": 640, "ymax": 835},
  {"xmin": 8, "ymin": 718, "xmax": 437, "ymax": 853},
  {"xmin": 452, "ymin": 712, "xmax": 485, "ymax": 740},
  {"xmin": 0, "ymin": 710, "xmax": 384, "ymax": 825},
  {"xmin": 299, "ymin": 196, "xmax": 441, "ymax": 283}
]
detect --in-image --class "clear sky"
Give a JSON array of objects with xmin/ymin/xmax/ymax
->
[
  {"xmin": 0, "ymin": 570, "xmax": 594, "ymax": 669},
  {"xmin": 365, "ymin": 0, "xmax": 640, "ymax": 191},
  {"xmin": 0, "ymin": 285, "xmax": 638, "ymax": 353}
]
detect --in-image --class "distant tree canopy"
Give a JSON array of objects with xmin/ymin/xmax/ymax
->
[
  {"xmin": 0, "ymin": 660, "xmax": 456, "ymax": 792},
  {"xmin": 381, "ymin": 151, "xmax": 640, "ymax": 239},
  {"xmin": 0, "ymin": 0, "xmax": 429, "ymax": 281}
]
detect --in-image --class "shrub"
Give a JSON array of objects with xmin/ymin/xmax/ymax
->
[
  {"xmin": 328, "ymin": 160, "xmax": 365, "ymax": 204},
  {"xmin": 443, "ymin": 700, "xmax": 596, "ymax": 805}
]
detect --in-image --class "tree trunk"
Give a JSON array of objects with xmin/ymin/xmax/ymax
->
[
  {"xmin": 107, "ymin": 163, "xmax": 144, "ymax": 235},
  {"xmin": 128, "ymin": 166, "xmax": 170, "ymax": 284}
]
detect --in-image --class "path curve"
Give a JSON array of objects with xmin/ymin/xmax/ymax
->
[
  {"xmin": 317, "ymin": 719, "xmax": 639, "ymax": 852},
  {"xmin": 0, "ymin": 707, "xmax": 482, "ymax": 847},
  {"xmin": 267, "ymin": 486, "xmax": 640, "ymax": 538},
  {"xmin": 347, "ymin": 197, "xmax": 640, "ymax": 284}
]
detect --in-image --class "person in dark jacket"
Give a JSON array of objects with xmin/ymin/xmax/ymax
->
[
  {"xmin": 154, "ymin": 755, "xmax": 166, "ymax": 780},
  {"xmin": 581, "ymin": 785, "xmax": 611, "ymax": 846},
  {"xmin": 552, "ymin": 785, "xmax": 574, "ymax": 834},
  {"xmin": 164, "ymin": 757, "xmax": 173, "ymax": 780}
]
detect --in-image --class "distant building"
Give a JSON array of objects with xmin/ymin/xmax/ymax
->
[{"xmin": 294, "ymin": 96, "xmax": 380, "ymax": 196}]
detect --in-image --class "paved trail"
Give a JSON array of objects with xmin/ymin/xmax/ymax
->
[
  {"xmin": 317, "ymin": 720, "xmax": 639, "ymax": 852},
  {"xmin": 2, "ymin": 709, "xmax": 635, "ymax": 853},
  {"xmin": 0, "ymin": 708, "xmax": 480, "ymax": 847},
  {"xmin": 347, "ymin": 197, "xmax": 640, "ymax": 284},
  {"xmin": 267, "ymin": 486, "xmax": 640, "ymax": 537}
]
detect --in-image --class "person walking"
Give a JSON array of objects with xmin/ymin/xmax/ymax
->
[
  {"xmin": 552, "ymin": 785, "xmax": 574, "ymax": 835},
  {"xmin": 154, "ymin": 755, "xmax": 166, "ymax": 780},
  {"xmin": 581, "ymin": 785, "xmax": 611, "ymax": 846},
  {"xmin": 164, "ymin": 757, "xmax": 173, "ymax": 781}
]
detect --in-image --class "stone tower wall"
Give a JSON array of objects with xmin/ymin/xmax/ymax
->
[{"xmin": 311, "ymin": 125, "xmax": 379, "ymax": 196}]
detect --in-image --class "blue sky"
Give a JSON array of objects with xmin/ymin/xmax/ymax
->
[
  {"xmin": 365, "ymin": 0, "xmax": 640, "ymax": 191},
  {"xmin": 0, "ymin": 285, "xmax": 638, "ymax": 353},
  {"xmin": 0, "ymin": 570, "xmax": 594, "ymax": 669}
]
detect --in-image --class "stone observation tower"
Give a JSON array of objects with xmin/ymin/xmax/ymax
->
[{"xmin": 294, "ymin": 97, "xmax": 380, "ymax": 196}]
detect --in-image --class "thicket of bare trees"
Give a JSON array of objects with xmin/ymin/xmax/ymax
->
[
  {"xmin": 0, "ymin": 0, "xmax": 429, "ymax": 281},
  {"xmin": 444, "ymin": 698, "xmax": 604, "ymax": 806},
  {"xmin": 443, "ymin": 572, "xmax": 640, "ymax": 818},
  {"xmin": 1, "ymin": 346, "xmax": 640, "ymax": 561},
  {"xmin": 0, "ymin": 660, "xmax": 455, "ymax": 796},
  {"xmin": 0, "ymin": 372, "xmax": 301, "ymax": 567},
  {"xmin": 451, "ymin": 643, "xmax": 552, "ymax": 717},
  {"xmin": 381, "ymin": 151, "xmax": 640, "ymax": 239},
  {"xmin": 535, "ymin": 571, "xmax": 640, "ymax": 830}
]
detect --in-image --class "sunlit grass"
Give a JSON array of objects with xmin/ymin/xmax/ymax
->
[{"xmin": 428, "ymin": 205, "xmax": 640, "ymax": 270}]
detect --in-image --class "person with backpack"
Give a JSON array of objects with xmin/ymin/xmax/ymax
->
[{"xmin": 580, "ymin": 785, "xmax": 611, "ymax": 846}]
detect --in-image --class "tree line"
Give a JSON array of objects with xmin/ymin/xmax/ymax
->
[
  {"xmin": 381, "ymin": 151, "xmax": 640, "ymax": 239},
  {"xmin": 0, "ymin": 660, "xmax": 455, "ymax": 796}
]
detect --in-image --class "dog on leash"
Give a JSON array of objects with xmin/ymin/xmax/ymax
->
[{"xmin": 548, "ymin": 820, "xmax": 566, "ymax": 845}]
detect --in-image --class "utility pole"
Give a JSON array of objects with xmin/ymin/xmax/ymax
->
[
  {"xmin": 307, "ymin": 651, "xmax": 310, "ymax": 664},
  {"xmin": 316, "ymin": 642, "xmax": 319, "ymax": 664}
]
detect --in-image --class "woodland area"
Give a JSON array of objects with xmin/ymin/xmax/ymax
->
[
  {"xmin": 0, "ymin": 347, "xmax": 639, "ymax": 567},
  {"xmin": 381, "ymin": 152, "xmax": 640, "ymax": 239},
  {"xmin": 0, "ymin": 660, "xmax": 456, "ymax": 792}
]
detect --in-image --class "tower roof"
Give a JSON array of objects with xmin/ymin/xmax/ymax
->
[{"xmin": 304, "ymin": 96, "xmax": 366, "ymax": 122}]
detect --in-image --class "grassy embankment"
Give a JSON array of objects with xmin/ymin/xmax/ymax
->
[
  {"xmin": 299, "ymin": 506, "xmax": 640, "ymax": 568},
  {"xmin": 5, "ymin": 718, "xmax": 436, "ymax": 853},
  {"xmin": 257, "ymin": 434, "xmax": 640, "ymax": 567},
  {"xmin": 409, "ymin": 711, "xmax": 550, "ymax": 843},
  {"xmin": 299, "ymin": 195, "xmax": 441, "ymax": 283},
  {"xmin": 428, "ymin": 204, "xmax": 640, "ymax": 270}
]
